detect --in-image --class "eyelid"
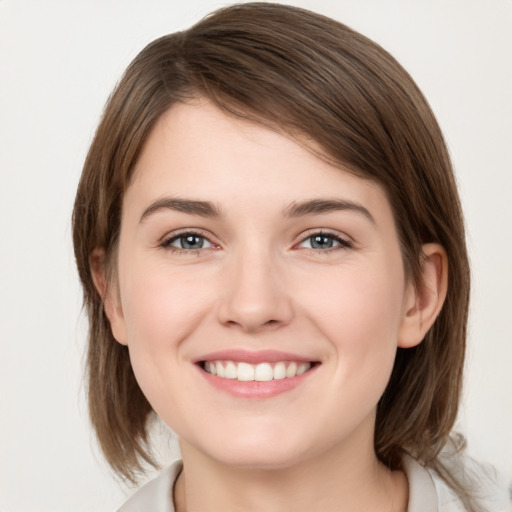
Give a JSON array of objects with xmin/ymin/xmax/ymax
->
[
  {"xmin": 294, "ymin": 229, "xmax": 353, "ymax": 251},
  {"xmin": 159, "ymin": 228, "xmax": 219, "ymax": 251},
  {"xmin": 157, "ymin": 227, "xmax": 353, "ymax": 253}
]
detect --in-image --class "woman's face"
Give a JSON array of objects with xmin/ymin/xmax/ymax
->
[{"xmin": 108, "ymin": 99, "xmax": 417, "ymax": 469}]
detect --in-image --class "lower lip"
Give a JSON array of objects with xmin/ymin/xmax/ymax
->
[{"xmin": 198, "ymin": 364, "xmax": 318, "ymax": 399}]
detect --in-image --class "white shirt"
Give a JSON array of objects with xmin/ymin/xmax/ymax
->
[{"xmin": 118, "ymin": 456, "xmax": 511, "ymax": 512}]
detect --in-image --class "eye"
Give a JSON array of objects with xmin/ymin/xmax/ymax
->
[
  {"xmin": 161, "ymin": 232, "xmax": 214, "ymax": 251},
  {"xmin": 298, "ymin": 232, "xmax": 352, "ymax": 251}
]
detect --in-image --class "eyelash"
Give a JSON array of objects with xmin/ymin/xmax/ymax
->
[
  {"xmin": 297, "ymin": 230, "xmax": 353, "ymax": 253},
  {"xmin": 160, "ymin": 230, "xmax": 216, "ymax": 256},
  {"xmin": 159, "ymin": 230, "xmax": 353, "ymax": 255}
]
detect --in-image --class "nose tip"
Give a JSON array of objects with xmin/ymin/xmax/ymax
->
[
  {"xmin": 216, "ymin": 258, "xmax": 293, "ymax": 333},
  {"xmin": 221, "ymin": 305, "xmax": 287, "ymax": 333}
]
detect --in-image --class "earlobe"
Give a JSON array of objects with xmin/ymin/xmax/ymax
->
[
  {"xmin": 89, "ymin": 248, "xmax": 128, "ymax": 346},
  {"xmin": 398, "ymin": 243, "xmax": 448, "ymax": 349}
]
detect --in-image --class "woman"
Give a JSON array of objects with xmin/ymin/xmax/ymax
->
[{"xmin": 72, "ymin": 3, "xmax": 508, "ymax": 511}]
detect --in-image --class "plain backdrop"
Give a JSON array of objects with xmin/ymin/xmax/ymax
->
[{"xmin": 0, "ymin": 1, "xmax": 511, "ymax": 511}]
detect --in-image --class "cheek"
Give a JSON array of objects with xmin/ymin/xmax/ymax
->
[
  {"xmin": 117, "ymin": 258, "xmax": 213, "ymax": 395},
  {"xmin": 120, "ymin": 259, "xmax": 210, "ymax": 346},
  {"xmin": 296, "ymin": 261, "xmax": 405, "ymax": 384},
  {"xmin": 117, "ymin": 265, "xmax": 216, "ymax": 429},
  {"xmin": 300, "ymin": 260, "xmax": 404, "ymax": 337}
]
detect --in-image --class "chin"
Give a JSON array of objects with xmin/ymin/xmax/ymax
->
[
  {"xmin": 213, "ymin": 447, "xmax": 305, "ymax": 471},
  {"xmin": 186, "ymin": 428, "xmax": 310, "ymax": 470}
]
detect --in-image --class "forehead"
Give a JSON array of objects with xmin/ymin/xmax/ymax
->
[{"xmin": 126, "ymin": 99, "xmax": 391, "ymax": 221}]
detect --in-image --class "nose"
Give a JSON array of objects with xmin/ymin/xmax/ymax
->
[{"xmin": 216, "ymin": 247, "xmax": 294, "ymax": 333}]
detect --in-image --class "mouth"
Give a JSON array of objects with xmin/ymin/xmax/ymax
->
[
  {"xmin": 201, "ymin": 360, "xmax": 315, "ymax": 382},
  {"xmin": 195, "ymin": 350, "xmax": 320, "ymax": 398}
]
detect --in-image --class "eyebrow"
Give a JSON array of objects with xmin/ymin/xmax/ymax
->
[
  {"xmin": 284, "ymin": 199, "xmax": 375, "ymax": 224},
  {"xmin": 140, "ymin": 197, "xmax": 221, "ymax": 223},
  {"xmin": 139, "ymin": 196, "xmax": 375, "ymax": 225}
]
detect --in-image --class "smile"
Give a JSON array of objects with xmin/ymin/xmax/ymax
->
[{"xmin": 203, "ymin": 361, "xmax": 312, "ymax": 381}]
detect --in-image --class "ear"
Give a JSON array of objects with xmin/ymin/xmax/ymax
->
[
  {"xmin": 89, "ymin": 248, "xmax": 128, "ymax": 346},
  {"xmin": 398, "ymin": 243, "xmax": 448, "ymax": 349}
]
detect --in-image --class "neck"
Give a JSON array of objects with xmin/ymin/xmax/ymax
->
[{"xmin": 174, "ymin": 421, "xmax": 408, "ymax": 512}]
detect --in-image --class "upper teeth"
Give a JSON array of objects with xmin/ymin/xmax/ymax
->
[{"xmin": 204, "ymin": 361, "xmax": 312, "ymax": 381}]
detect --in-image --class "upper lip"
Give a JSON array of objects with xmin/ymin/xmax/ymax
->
[{"xmin": 194, "ymin": 349, "xmax": 318, "ymax": 365}]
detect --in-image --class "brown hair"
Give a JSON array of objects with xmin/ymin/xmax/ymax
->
[{"xmin": 73, "ymin": 1, "xmax": 473, "ymax": 505}]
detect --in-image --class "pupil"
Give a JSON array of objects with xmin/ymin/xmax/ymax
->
[
  {"xmin": 182, "ymin": 235, "xmax": 203, "ymax": 249},
  {"xmin": 312, "ymin": 235, "xmax": 333, "ymax": 249}
]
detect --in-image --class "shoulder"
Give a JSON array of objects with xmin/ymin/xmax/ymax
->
[
  {"xmin": 117, "ymin": 460, "xmax": 182, "ymax": 512},
  {"xmin": 404, "ymin": 452, "xmax": 511, "ymax": 512}
]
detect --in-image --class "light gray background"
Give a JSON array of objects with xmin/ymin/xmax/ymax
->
[{"xmin": 0, "ymin": 1, "xmax": 511, "ymax": 511}]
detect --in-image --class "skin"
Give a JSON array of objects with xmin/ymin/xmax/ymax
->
[{"xmin": 94, "ymin": 98, "xmax": 447, "ymax": 512}]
